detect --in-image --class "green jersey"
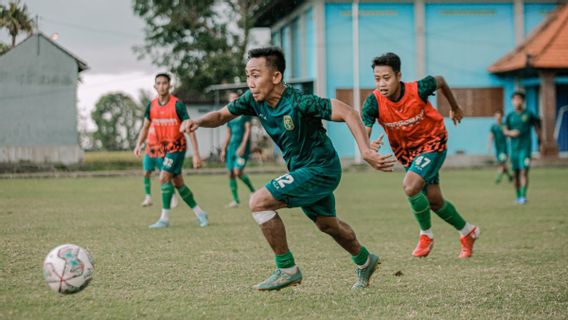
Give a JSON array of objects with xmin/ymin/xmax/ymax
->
[
  {"xmin": 227, "ymin": 86, "xmax": 340, "ymax": 172},
  {"xmin": 227, "ymin": 116, "xmax": 252, "ymax": 149},
  {"xmin": 490, "ymin": 123, "xmax": 508, "ymax": 154},
  {"xmin": 505, "ymin": 110, "xmax": 540, "ymax": 153}
]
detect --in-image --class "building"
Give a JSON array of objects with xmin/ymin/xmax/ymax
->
[
  {"xmin": 489, "ymin": 3, "xmax": 568, "ymax": 157},
  {"xmin": 0, "ymin": 33, "xmax": 88, "ymax": 165},
  {"xmin": 253, "ymin": 0, "xmax": 567, "ymax": 158}
]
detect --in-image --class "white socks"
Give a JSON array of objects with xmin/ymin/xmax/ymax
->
[
  {"xmin": 280, "ymin": 265, "xmax": 298, "ymax": 274},
  {"xmin": 160, "ymin": 209, "xmax": 170, "ymax": 222},
  {"xmin": 420, "ymin": 228, "xmax": 433, "ymax": 239},
  {"xmin": 357, "ymin": 256, "xmax": 371, "ymax": 269},
  {"xmin": 192, "ymin": 205, "xmax": 205, "ymax": 216},
  {"xmin": 459, "ymin": 223, "xmax": 474, "ymax": 237}
]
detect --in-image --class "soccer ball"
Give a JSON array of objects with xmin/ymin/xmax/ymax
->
[{"xmin": 43, "ymin": 244, "xmax": 94, "ymax": 294}]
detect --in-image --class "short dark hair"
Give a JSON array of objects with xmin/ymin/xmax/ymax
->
[
  {"xmin": 372, "ymin": 52, "xmax": 401, "ymax": 73},
  {"xmin": 495, "ymin": 109, "xmax": 503, "ymax": 115},
  {"xmin": 247, "ymin": 47, "xmax": 286, "ymax": 74},
  {"xmin": 512, "ymin": 91, "xmax": 525, "ymax": 101},
  {"xmin": 155, "ymin": 73, "xmax": 171, "ymax": 83}
]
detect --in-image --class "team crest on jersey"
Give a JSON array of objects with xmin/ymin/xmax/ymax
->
[
  {"xmin": 522, "ymin": 114, "xmax": 529, "ymax": 122},
  {"xmin": 283, "ymin": 115, "xmax": 295, "ymax": 131}
]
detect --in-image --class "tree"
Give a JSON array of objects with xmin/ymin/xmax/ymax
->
[
  {"xmin": 0, "ymin": 0, "xmax": 33, "ymax": 48},
  {"xmin": 91, "ymin": 93, "xmax": 144, "ymax": 151},
  {"xmin": 133, "ymin": 0, "xmax": 262, "ymax": 102},
  {"xmin": 0, "ymin": 41, "xmax": 9, "ymax": 55}
]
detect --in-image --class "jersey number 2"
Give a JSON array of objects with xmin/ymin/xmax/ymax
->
[{"xmin": 275, "ymin": 174, "xmax": 295, "ymax": 188}]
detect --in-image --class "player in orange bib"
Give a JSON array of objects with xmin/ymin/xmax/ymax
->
[
  {"xmin": 362, "ymin": 53, "xmax": 480, "ymax": 258},
  {"xmin": 134, "ymin": 73, "xmax": 208, "ymax": 228}
]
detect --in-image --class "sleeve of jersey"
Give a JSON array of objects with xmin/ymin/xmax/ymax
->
[
  {"xmin": 144, "ymin": 102, "xmax": 151, "ymax": 120},
  {"xmin": 298, "ymin": 94, "xmax": 332, "ymax": 120},
  {"xmin": 175, "ymin": 101, "xmax": 190, "ymax": 120},
  {"xmin": 227, "ymin": 91, "xmax": 257, "ymax": 116},
  {"xmin": 361, "ymin": 94, "xmax": 379, "ymax": 127},
  {"xmin": 417, "ymin": 75, "xmax": 438, "ymax": 102}
]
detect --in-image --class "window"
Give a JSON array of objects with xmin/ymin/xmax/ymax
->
[{"xmin": 437, "ymin": 87, "xmax": 503, "ymax": 117}]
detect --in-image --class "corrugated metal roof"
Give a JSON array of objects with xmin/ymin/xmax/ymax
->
[
  {"xmin": 488, "ymin": 4, "xmax": 568, "ymax": 74},
  {"xmin": 3, "ymin": 32, "xmax": 89, "ymax": 72}
]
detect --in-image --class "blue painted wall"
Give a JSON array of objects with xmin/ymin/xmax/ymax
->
[
  {"xmin": 281, "ymin": 25, "xmax": 292, "ymax": 81},
  {"xmin": 291, "ymin": 18, "xmax": 302, "ymax": 78},
  {"xmin": 324, "ymin": 3, "xmax": 354, "ymax": 157},
  {"xmin": 305, "ymin": 8, "xmax": 316, "ymax": 79},
  {"xmin": 524, "ymin": 3, "xmax": 557, "ymax": 36}
]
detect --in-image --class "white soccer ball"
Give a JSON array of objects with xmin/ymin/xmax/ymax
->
[{"xmin": 43, "ymin": 244, "xmax": 94, "ymax": 294}]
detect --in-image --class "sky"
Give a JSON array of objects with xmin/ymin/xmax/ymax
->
[{"xmin": 0, "ymin": 0, "xmax": 269, "ymax": 129}]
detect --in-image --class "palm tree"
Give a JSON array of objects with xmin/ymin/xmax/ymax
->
[{"xmin": 0, "ymin": 0, "xmax": 34, "ymax": 48}]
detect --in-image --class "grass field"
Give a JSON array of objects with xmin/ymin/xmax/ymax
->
[{"xmin": 1, "ymin": 168, "xmax": 567, "ymax": 319}]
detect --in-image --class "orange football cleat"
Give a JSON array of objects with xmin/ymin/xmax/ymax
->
[
  {"xmin": 459, "ymin": 226, "xmax": 480, "ymax": 258},
  {"xmin": 412, "ymin": 234, "xmax": 434, "ymax": 257}
]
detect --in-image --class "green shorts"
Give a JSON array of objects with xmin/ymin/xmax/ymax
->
[
  {"xmin": 265, "ymin": 166, "xmax": 342, "ymax": 222},
  {"xmin": 405, "ymin": 150, "xmax": 447, "ymax": 185},
  {"xmin": 161, "ymin": 151, "xmax": 186, "ymax": 176},
  {"xmin": 495, "ymin": 150, "xmax": 509, "ymax": 164},
  {"xmin": 510, "ymin": 149, "xmax": 531, "ymax": 170},
  {"xmin": 226, "ymin": 147, "xmax": 249, "ymax": 171},
  {"xmin": 143, "ymin": 154, "xmax": 163, "ymax": 172}
]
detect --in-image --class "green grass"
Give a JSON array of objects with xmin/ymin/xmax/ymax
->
[{"xmin": 1, "ymin": 168, "xmax": 567, "ymax": 319}]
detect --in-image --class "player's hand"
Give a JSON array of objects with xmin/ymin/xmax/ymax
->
[
  {"xmin": 362, "ymin": 149, "xmax": 396, "ymax": 172},
  {"xmin": 192, "ymin": 155, "xmax": 202, "ymax": 169},
  {"xmin": 508, "ymin": 129, "xmax": 520, "ymax": 138},
  {"xmin": 134, "ymin": 145, "xmax": 142, "ymax": 158},
  {"xmin": 450, "ymin": 106, "xmax": 464, "ymax": 126},
  {"xmin": 220, "ymin": 150, "xmax": 226, "ymax": 162},
  {"xmin": 237, "ymin": 147, "xmax": 245, "ymax": 157},
  {"xmin": 181, "ymin": 120, "xmax": 199, "ymax": 133},
  {"xmin": 370, "ymin": 133, "xmax": 385, "ymax": 152}
]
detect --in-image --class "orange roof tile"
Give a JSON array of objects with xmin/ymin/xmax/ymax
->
[{"xmin": 488, "ymin": 4, "xmax": 568, "ymax": 73}]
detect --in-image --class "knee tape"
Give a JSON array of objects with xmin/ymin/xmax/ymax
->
[{"xmin": 252, "ymin": 211, "xmax": 276, "ymax": 225}]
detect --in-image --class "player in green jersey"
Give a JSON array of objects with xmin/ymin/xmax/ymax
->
[
  {"xmin": 221, "ymin": 92, "xmax": 256, "ymax": 208},
  {"xmin": 183, "ymin": 47, "xmax": 395, "ymax": 291},
  {"xmin": 489, "ymin": 110, "xmax": 512, "ymax": 184},
  {"xmin": 503, "ymin": 91, "xmax": 542, "ymax": 204}
]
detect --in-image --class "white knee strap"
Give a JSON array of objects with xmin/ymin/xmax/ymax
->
[{"xmin": 253, "ymin": 211, "xmax": 277, "ymax": 225}]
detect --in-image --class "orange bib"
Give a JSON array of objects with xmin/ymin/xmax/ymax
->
[
  {"xmin": 374, "ymin": 81, "xmax": 447, "ymax": 166},
  {"xmin": 149, "ymin": 96, "xmax": 186, "ymax": 154}
]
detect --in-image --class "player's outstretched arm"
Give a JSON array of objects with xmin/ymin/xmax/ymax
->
[
  {"xmin": 134, "ymin": 118, "xmax": 151, "ymax": 158},
  {"xmin": 184, "ymin": 106, "xmax": 237, "ymax": 133},
  {"xmin": 329, "ymin": 99, "xmax": 395, "ymax": 172},
  {"xmin": 434, "ymin": 75, "xmax": 463, "ymax": 126}
]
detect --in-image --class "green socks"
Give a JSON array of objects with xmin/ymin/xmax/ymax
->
[
  {"xmin": 229, "ymin": 178, "xmax": 239, "ymax": 203},
  {"xmin": 408, "ymin": 193, "xmax": 432, "ymax": 230},
  {"xmin": 161, "ymin": 182, "xmax": 174, "ymax": 209},
  {"xmin": 275, "ymin": 251, "xmax": 296, "ymax": 269},
  {"xmin": 239, "ymin": 174, "xmax": 255, "ymax": 192},
  {"xmin": 520, "ymin": 186, "xmax": 527, "ymax": 198},
  {"xmin": 434, "ymin": 201, "xmax": 466, "ymax": 231},
  {"xmin": 144, "ymin": 176, "xmax": 151, "ymax": 195},
  {"xmin": 351, "ymin": 246, "xmax": 369, "ymax": 266},
  {"xmin": 177, "ymin": 185, "xmax": 197, "ymax": 209}
]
